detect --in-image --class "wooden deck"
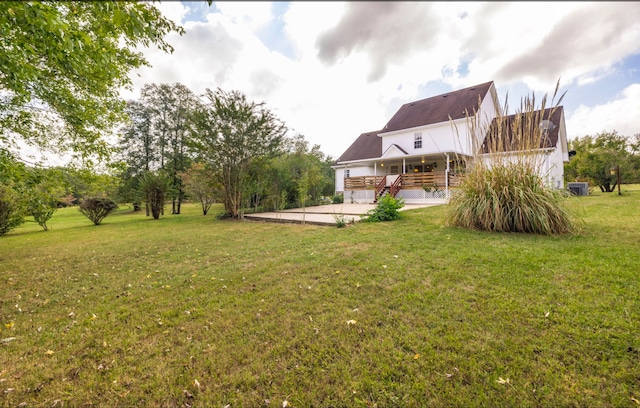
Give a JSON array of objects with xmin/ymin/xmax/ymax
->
[{"xmin": 344, "ymin": 172, "xmax": 462, "ymax": 190}]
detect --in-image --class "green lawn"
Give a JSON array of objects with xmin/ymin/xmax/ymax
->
[{"xmin": 1, "ymin": 187, "xmax": 639, "ymax": 407}]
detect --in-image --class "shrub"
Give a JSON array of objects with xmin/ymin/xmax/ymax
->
[
  {"xmin": 27, "ymin": 197, "xmax": 56, "ymax": 231},
  {"xmin": 332, "ymin": 194, "xmax": 344, "ymax": 204},
  {"xmin": 364, "ymin": 194, "xmax": 404, "ymax": 222},
  {"xmin": 139, "ymin": 171, "xmax": 171, "ymax": 220},
  {"xmin": 0, "ymin": 185, "xmax": 24, "ymax": 235},
  {"xmin": 79, "ymin": 197, "xmax": 118, "ymax": 225}
]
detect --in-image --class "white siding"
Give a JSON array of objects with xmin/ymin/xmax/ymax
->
[{"xmin": 334, "ymin": 165, "xmax": 376, "ymax": 193}]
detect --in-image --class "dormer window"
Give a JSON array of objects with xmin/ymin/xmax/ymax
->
[{"xmin": 414, "ymin": 132, "xmax": 422, "ymax": 149}]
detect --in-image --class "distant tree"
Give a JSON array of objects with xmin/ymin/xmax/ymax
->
[
  {"xmin": 191, "ymin": 89, "xmax": 287, "ymax": 218},
  {"xmin": 565, "ymin": 131, "xmax": 638, "ymax": 192},
  {"xmin": 180, "ymin": 163, "xmax": 221, "ymax": 215},
  {"xmin": 0, "ymin": 183, "xmax": 24, "ymax": 235},
  {"xmin": 262, "ymin": 134, "xmax": 334, "ymax": 211},
  {"xmin": 58, "ymin": 165, "xmax": 120, "ymax": 201},
  {"xmin": 139, "ymin": 171, "xmax": 171, "ymax": 220},
  {"xmin": 79, "ymin": 197, "xmax": 118, "ymax": 225},
  {"xmin": 0, "ymin": 1, "xmax": 184, "ymax": 161},
  {"xmin": 23, "ymin": 167, "xmax": 64, "ymax": 231}
]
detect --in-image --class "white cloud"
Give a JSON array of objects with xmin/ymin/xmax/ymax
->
[
  {"xmin": 154, "ymin": 2, "xmax": 189, "ymax": 25},
  {"xmin": 120, "ymin": 1, "xmax": 640, "ymax": 161},
  {"xmin": 214, "ymin": 1, "xmax": 273, "ymax": 31},
  {"xmin": 567, "ymin": 84, "xmax": 640, "ymax": 138}
]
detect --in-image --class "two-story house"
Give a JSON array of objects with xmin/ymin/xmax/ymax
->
[{"xmin": 333, "ymin": 81, "xmax": 569, "ymax": 204}]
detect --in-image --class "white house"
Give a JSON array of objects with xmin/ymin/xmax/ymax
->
[{"xmin": 332, "ymin": 81, "xmax": 569, "ymax": 204}]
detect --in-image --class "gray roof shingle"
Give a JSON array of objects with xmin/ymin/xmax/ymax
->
[
  {"xmin": 336, "ymin": 130, "xmax": 382, "ymax": 163},
  {"xmin": 381, "ymin": 81, "xmax": 494, "ymax": 133},
  {"xmin": 481, "ymin": 106, "xmax": 564, "ymax": 153}
]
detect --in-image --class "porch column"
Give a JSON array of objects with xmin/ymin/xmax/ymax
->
[
  {"xmin": 402, "ymin": 158, "xmax": 406, "ymax": 174},
  {"xmin": 445, "ymin": 153, "xmax": 450, "ymax": 200},
  {"xmin": 374, "ymin": 162, "xmax": 377, "ymax": 176}
]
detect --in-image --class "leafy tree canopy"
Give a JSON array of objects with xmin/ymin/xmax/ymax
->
[
  {"xmin": 565, "ymin": 130, "xmax": 640, "ymax": 192},
  {"xmin": 191, "ymin": 88, "xmax": 288, "ymax": 218},
  {"xmin": 0, "ymin": 1, "xmax": 184, "ymax": 160}
]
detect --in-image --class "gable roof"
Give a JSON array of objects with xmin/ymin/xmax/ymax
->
[
  {"xmin": 481, "ymin": 106, "xmax": 564, "ymax": 153},
  {"xmin": 336, "ymin": 130, "xmax": 382, "ymax": 163},
  {"xmin": 380, "ymin": 143, "xmax": 409, "ymax": 159},
  {"xmin": 381, "ymin": 81, "xmax": 494, "ymax": 134}
]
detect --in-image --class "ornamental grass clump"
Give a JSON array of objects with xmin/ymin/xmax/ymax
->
[{"xmin": 447, "ymin": 80, "xmax": 576, "ymax": 235}]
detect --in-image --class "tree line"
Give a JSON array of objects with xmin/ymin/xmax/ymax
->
[
  {"xmin": 0, "ymin": 82, "xmax": 336, "ymax": 234},
  {"xmin": 0, "ymin": 2, "xmax": 334, "ymax": 235},
  {"xmin": 116, "ymin": 83, "xmax": 335, "ymax": 220}
]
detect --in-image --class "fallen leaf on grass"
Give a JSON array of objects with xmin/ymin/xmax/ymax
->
[
  {"xmin": 4, "ymin": 322, "xmax": 14, "ymax": 329},
  {"xmin": 544, "ymin": 311, "xmax": 550, "ymax": 318},
  {"xmin": 413, "ymin": 354, "xmax": 420, "ymax": 359},
  {"xmin": 283, "ymin": 401, "xmax": 290, "ymax": 407},
  {"xmin": 346, "ymin": 320, "xmax": 357, "ymax": 325},
  {"xmin": 631, "ymin": 396, "xmax": 640, "ymax": 405},
  {"xmin": 45, "ymin": 350, "xmax": 54, "ymax": 355},
  {"xmin": 194, "ymin": 379, "xmax": 200, "ymax": 388},
  {"xmin": 496, "ymin": 377, "xmax": 511, "ymax": 385}
]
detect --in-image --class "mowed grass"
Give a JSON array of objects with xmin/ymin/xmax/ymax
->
[{"xmin": 1, "ymin": 187, "xmax": 639, "ymax": 407}]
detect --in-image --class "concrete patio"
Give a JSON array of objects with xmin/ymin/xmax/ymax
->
[{"xmin": 243, "ymin": 202, "xmax": 443, "ymax": 226}]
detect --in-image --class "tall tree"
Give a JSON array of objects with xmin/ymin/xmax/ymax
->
[
  {"xmin": 0, "ymin": 1, "xmax": 184, "ymax": 160},
  {"xmin": 191, "ymin": 89, "xmax": 287, "ymax": 218},
  {"xmin": 142, "ymin": 83, "xmax": 199, "ymax": 214},
  {"xmin": 117, "ymin": 83, "xmax": 199, "ymax": 214}
]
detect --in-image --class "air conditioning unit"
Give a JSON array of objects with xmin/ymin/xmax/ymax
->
[{"xmin": 567, "ymin": 182, "xmax": 589, "ymax": 196}]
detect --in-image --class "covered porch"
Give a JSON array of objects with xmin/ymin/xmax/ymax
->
[{"xmin": 342, "ymin": 155, "xmax": 467, "ymax": 204}]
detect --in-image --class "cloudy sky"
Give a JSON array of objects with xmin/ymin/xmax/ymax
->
[{"xmin": 124, "ymin": 1, "xmax": 640, "ymax": 160}]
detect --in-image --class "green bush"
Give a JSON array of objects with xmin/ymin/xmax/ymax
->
[
  {"xmin": 0, "ymin": 185, "xmax": 24, "ymax": 235},
  {"xmin": 79, "ymin": 197, "xmax": 118, "ymax": 225},
  {"xmin": 364, "ymin": 194, "xmax": 404, "ymax": 222},
  {"xmin": 27, "ymin": 197, "xmax": 56, "ymax": 231},
  {"xmin": 332, "ymin": 194, "xmax": 344, "ymax": 204}
]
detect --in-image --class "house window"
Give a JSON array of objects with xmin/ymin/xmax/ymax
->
[
  {"xmin": 390, "ymin": 165, "xmax": 399, "ymax": 174},
  {"xmin": 344, "ymin": 169, "xmax": 350, "ymax": 178},
  {"xmin": 414, "ymin": 132, "xmax": 422, "ymax": 149}
]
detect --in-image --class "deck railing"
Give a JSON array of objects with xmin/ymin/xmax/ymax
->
[
  {"xmin": 344, "ymin": 175, "xmax": 384, "ymax": 189},
  {"xmin": 344, "ymin": 171, "xmax": 463, "ymax": 190}
]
